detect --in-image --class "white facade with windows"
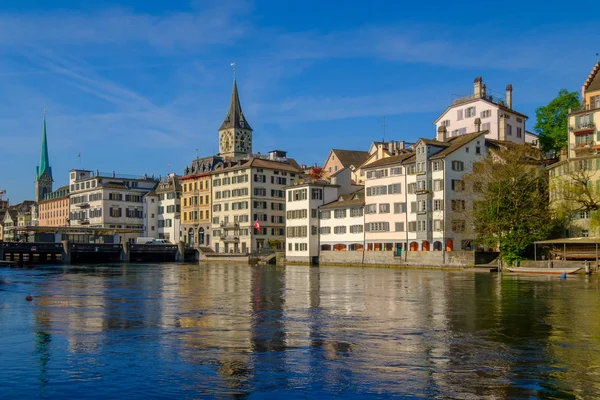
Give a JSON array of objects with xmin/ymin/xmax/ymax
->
[
  {"xmin": 434, "ymin": 77, "xmax": 527, "ymax": 144},
  {"xmin": 318, "ymin": 189, "xmax": 365, "ymax": 253},
  {"xmin": 284, "ymin": 182, "xmax": 339, "ymax": 263},
  {"xmin": 68, "ymin": 169, "xmax": 159, "ymax": 243},
  {"xmin": 211, "ymin": 156, "xmax": 301, "ymax": 254},
  {"xmin": 363, "ymin": 131, "xmax": 488, "ymax": 253},
  {"xmin": 144, "ymin": 173, "xmax": 181, "ymax": 243}
]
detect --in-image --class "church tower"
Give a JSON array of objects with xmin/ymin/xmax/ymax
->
[
  {"xmin": 218, "ymin": 79, "xmax": 253, "ymax": 159},
  {"xmin": 35, "ymin": 111, "xmax": 53, "ymax": 201}
]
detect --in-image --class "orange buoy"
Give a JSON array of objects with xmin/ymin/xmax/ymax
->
[{"xmin": 26, "ymin": 295, "xmax": 33, "ymax": 301}]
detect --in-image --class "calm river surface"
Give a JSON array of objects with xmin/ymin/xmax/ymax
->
[{"xmin": 1, "ymin": 263, "xmax": 600, "ymax": 399}]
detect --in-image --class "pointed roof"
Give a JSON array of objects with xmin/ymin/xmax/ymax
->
[
  {"xmin": 219, "ymin": 79, "xmax": 252, "ymax": 131},
  {"xmin": 583, "ymin": 61, "xmax": 600, "ymax": 94},
  {"xmin": 36, "ymin": 113, "xmax": 52, "ymax": 180}
]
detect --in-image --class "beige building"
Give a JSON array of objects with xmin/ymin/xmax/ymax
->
[
  {"xmin": 180, "ymin": 171, "xmax": 211, "ymax": 247},
  {"xmin": 211, "ymin": 153, "xmax": 302, "ymax": 254},
  {"xmin": 549, "ymin": 61, "xmax": 600, "ymax": 237},
  {"xmin": 38, "ymin": 185, "xmax": 70, "ymax": 227}
]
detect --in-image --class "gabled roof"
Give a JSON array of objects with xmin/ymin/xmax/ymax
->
[
  {"xmin": 361, "ymin": 152, "xmax": 415, "ymax": 169},
  {"xmin": 219, "ymin": 80, "xmax": 252, "ymax": 131},
  {"xmin": 583, "ymin": 62, "xmax": 600, "ymax": 93},
  {"xmin": 429, "ymin": 131, "xmax": 487, "ymax": 159},
  {"xmin": 320, "ymin": 188, "xmax": 365, "ymax": 209},
  {"xmin": 433, "ymin": 97, "xmax": 528, "ymax": 124},
  {"xmin": 416, "ymin": 138, "xmax": 451, "ymax": 148},
  {"xmin": 214, "ymin": 157, "xmax": 302, "ymax": 174},
  {"xmin": 330, "ymin": 149, "xmax": 370, "ymax": 169}
]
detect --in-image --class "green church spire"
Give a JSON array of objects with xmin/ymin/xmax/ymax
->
[{"xmin": 36, "ymin": 109, "xmax": 52, "ymax": 181}]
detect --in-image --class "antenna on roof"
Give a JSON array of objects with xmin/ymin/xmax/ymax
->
[{"xmin": 381, "ymin": 117, "xmax": 387, "ymax": 142}]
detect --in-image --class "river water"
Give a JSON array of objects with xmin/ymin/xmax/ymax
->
[{"xmin": 1, "ymin": 263, "xmax": 600, "ymax": 399}]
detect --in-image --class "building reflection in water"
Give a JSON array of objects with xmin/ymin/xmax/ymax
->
[{"xmin": 12, "ymin": 263, "xmax": 600, "ymax": 398}]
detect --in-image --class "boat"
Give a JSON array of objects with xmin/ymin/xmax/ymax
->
[{"xmin": 506, "ymin": 267, "xmax": 582, "ymax": 275}]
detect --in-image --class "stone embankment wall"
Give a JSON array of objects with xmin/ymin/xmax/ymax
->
[
  {"xmin": 520, "ymin": 260, "xmax": 594, "ymax": 269},
  {"xmin": 317, "ymin": 250, "xmax": 478, "ymax": 267}
]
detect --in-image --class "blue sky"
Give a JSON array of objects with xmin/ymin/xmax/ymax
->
[{"xmin": 1, "ymin": 0, "xmax": 598, "ymax": 203}]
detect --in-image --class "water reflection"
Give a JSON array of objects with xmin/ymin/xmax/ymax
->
[{"xmin": 1, "ymin": 264, "xmax": 600, "ymax": 398}]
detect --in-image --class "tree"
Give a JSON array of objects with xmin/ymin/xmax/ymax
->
[
  {"xmin": 534, "ymin": 89, "xmax": 580, "ymax": 156},
  {"xmin": 463, "ymin": 144, "xmax": 558, "ymax": 264}
]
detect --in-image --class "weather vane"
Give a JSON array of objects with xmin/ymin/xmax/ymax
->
[
  {"xmin": 230, "ymin": 62, "xmax": 236, "ymax": 80},
  {"xmin": 43, "ymin": 106, "xmax": 47, "ymax": 115}
]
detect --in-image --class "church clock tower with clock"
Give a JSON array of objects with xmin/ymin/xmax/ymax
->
[{"xmin": 218, "ymin": 79, "xmax": 253, "ymax": 159}]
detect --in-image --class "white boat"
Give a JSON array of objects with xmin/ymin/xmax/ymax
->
[{"xmin": 506, "ymin": 267, "xmax": 582, "ymax": 275}]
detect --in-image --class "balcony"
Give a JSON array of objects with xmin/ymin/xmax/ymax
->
[
  {"xmin": 78, "ymin": 219, "xmax": 90, "ymax": 225},
  {"xmin": 220, "ymin": 235, "xmax": 239, "ymax": 243},
  {"xmin": 570, "ymin": 121, "xmax": 596, "ymax": 133},
  {"xmin": 76, "ymin": 203, "xmax": 90, "ymax": 208},
  {"xmin": 415, "ymin": 189, "xmax": 431, "ymax": 195},
  {"xmin": 571, "ymin": 103, "xmax": 600, "ymax": 114},
  {"xmin": 219, "ymin": 221, "xmax": 239, "ymax": 229}
]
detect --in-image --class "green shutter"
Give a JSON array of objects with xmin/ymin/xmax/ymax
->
[
  {"xmin": 596, "ymin": 179, "xmax": 600, "ymax": 194},
  {"xmin": 596, "ymin": 159, "xmax": 600, "ymax": 170}
]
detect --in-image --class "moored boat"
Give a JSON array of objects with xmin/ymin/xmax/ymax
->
[{"xmin": 506, "ymin": 267, "xmax": 582, "ymax": 275}]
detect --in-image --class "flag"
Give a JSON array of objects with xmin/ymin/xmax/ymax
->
[
  {"xmin": 253, "ymin": 219, "xmax": 260, "ymax": 231},
  {"xmin": 168, "ymin": 161, "xmax": 171, "ymax": 168},
  {"xmin": 78, "ymin": 152, "xmax": 81, "ymax": 158}
]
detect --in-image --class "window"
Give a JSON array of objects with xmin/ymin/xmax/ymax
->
[
  {"xmin": 452, "ymin": 220, "xmax": 466, "ymax": 232},
  {"xmin": 393, "ymin": 203, "xmax": 406, "ymax": 214},
  {"xmin": 452, "ymin": 180, "xmax": 465, "ymax": 192},
  {"xmin": 476, "ymin": 146, "xmax": 481, "ymax": 154},
  {"xmin": 366, "ymin": 185, "xmax": 387, "ymax": 196},
  {"xmin": 507, "ymin": 124, "xmax": 512, "ymax": 136},
  {"xmin": 457, "ymin": 109, "xmax": 463, "ymax": 120},
  {"xmin": 451, "ymin": 199, "xmax": 466, "ymax": 211},
  {"xmin": 320, "ymin": 227, "xmax": 331, "ymax": 235},
  {"xmin": 379, "ymin": 203, "xmax": 390, "ymax": 213},
  {"xmin": 433, "ymin": 179, "xmax": 444, "ymax": 191},
  {"xmin": 452, "ymin": 161, "xmax": 464, "ymax": 171},
  {"xmin": 350, "ymin": 208, "xmax": 363, "ymax": 217},
  {"xmin": 517, "ymin": 127, "xmax": 522, "ymax": 138},
  {"xmin": 320, "ymin": 210, "xmax": 332, "ymax": 219},
  {"xmin": 480, "ymin": 109, "xmax": 491, "ymax": 118},
  {"xmin": 365, "ymin": 204, "xmax": 377, "ymax": 214},
  {"xmin": 334, "ymin": 226, "xmax": 346, "ymax": 234},
  {"xmin": 434, "ymin": 220, "xmax": 443, "ymax": 231},
  {"xmin": 390, "ymin": 167, "xmax": 403, "ymax": 175},
  {"xmin": 388, "ymin": 184, "xmax": 401, "ymax": 194},
  {"xmin": 431, "ymin": 161, "xmax": 443, "ymax": 171},
  {"xmin": 433, "ymin": 200, "xmax": 443, "ymax": 211},
  {"xmin": 350, "ymin": 225, "xmax": 363, "ymax": 233},
  {"xmin": 311, "ymin": 188, "xmax": 323, "ymax": 200},
  {"xmin": 465, "ymin": 106, "xmax": 476, "ymax": 117},
  {"xmin": 334, "ymin": 209, "xmax": 346, "ymax": 218},
  {"xmin": 408, "ymin": 221, "xmax": 417, "ymax": 232},
  {"xmin": 395, "ymin": 222, "xmax": 404, "ymax": 232},
  {"xmin": 441, "ymin": 120, "xmax": 451, "ymax": 127},
  {"xmin": 366, "ymin": 222, "xmax": 390, "ymax": 232}
]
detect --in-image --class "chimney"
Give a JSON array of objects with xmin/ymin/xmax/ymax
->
[
  {"xmin": 475, "ymin": 117, "xmax": 481, "ymax": 132},
  {"xmin": 437, "ymin": 126, "xmax": 447, "ymax": 142},
  {"xmin": 474, "ymin": 76, "xmax": 482, "ymax": 97},
  {"xmin": 482, "ymin": 84, "xmax": 487, "ymax": 98},
  {"xmin": 506, "ymin": 84, "xmax": 513, "ymax": 109},
  {"xmin": 398, "ymin": 141, "xmax": 405, "ymax": 150},
  {"xmin": 559, "ymin": 147, "xmax": 567, "ymax": 162}
]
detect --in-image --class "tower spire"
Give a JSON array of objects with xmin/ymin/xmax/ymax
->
[
  {"xmin": 219, "ymin": 75, "xmax": 252, "ymax": 132},
  {"xmin": 37, "ymin": 108, "xmax": 52, "ymax": 180}
]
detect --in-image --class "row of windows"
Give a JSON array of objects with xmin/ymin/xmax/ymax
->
[
  {"xmin": 212, "ymin": 175, "xmax": 248, "ymax": 187},
  {"xmin": 319, "ymin": 208, "xmax": 363, "ymax": 219},
  {"xmin": 183, "ymin": 210, "xmax": 210, "ymax": 221}
]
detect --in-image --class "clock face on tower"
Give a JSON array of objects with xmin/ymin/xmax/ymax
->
[
  {"xmin": 220, "ymin": 131, "xmax": 233, "ymax": 153},
  {"xmin": 237, "ymin": 131, "xmax": 251, "ymax": 153}
]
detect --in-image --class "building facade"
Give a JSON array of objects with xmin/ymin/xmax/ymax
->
[
  {"xmin": 68, "ymin": 169, "xmax": 159, "ymax": 242},
  {"xmin": 211, "ymin": 155, "xmax": 301, "ymax": 254},
  {"xmin": 180, "ymin": 171, "xmax": 211, "ymax": 247},
  {"xmin": 284, "ymin": 181, "xmax": 340, "ymax": 263},
  {"xmin": 434, "ymin": 77, "xmax": 528, "ymax": 144},
  {"xmin": 362, "ymin": 130, "xmax": 488, "ymax": 253},
  {"xmin": 38, "ymin": 185, "xmax": 70, "ymax": 227},
  {"xmin": 318, "ymin": 189, "xmax": 365, "ymax": 253}
]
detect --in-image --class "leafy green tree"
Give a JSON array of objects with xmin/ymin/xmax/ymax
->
[
  {"xmin": 463, "ymin": 144, "xmax": 558, "ymax": 264},
  {"xmin": 534, "ymin": 89, "xmax": 580, "ymax": 156}
]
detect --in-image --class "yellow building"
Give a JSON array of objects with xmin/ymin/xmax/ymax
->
[
  {"xmin": 549, "ymin": 61, "xmax": 600, "ymax": 236},
  {"xmin": 180, "ymin": 171, "xmax": 212, "ymax": 247},
  {"xmin": 38, "ymin": 185, "xmax": 70, "ymax": 227}
]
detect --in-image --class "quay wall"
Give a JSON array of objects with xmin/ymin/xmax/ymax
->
[{"xmin": 316, "ymin": 250, "xmax": 478, "ymax": 267}]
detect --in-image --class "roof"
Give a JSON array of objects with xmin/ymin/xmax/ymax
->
[
  {"xmin": 320, "ymin": 188, "xmax": 365, "ymax": 209},
  {"xmin": 417, "ymin": 138, "xmax": 451, "ymax": 147},
  {"xmin": 429, "ymin": 131, "xmax": 488, "ymax": 160},
  {"xmin": 100, "ymin": 182, "xmax": 129, "ymax": 189},
  {"xmin": 361, "ymin": 152, "xmax": 415, "ymax": 169},
  {"xmin": 583, "ymin": 62, "xmax": 600, "ymax": 93},
  {"xmin": 535, "ymin": 237, "xmax": 600, "ymax": 245},
  {"xmin": 433, "ymin": 96, "xmax": 528, "ymax": 124},
  {"xmin": 219, "ymin": 79, "xmax": 252, "ymax": 131},
  {"xmin": 331, "ymin": 149, "xmax": 370, "ymax": 169},
  {"xmin": 213, "ymin": 157, "xmax": 302, "ymax": 174},
  {"xmin": 36, "ymin": 114, "xmax": 52, "ymax": 181}
]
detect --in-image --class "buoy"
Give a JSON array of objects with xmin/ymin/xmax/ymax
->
[
  {"xmin": 560, "ymin": 272, "xmax": 567, "ymax": 280},
  {"xmin": 25, "ymin": 295, "xmax": 33, "ymax": 301}
]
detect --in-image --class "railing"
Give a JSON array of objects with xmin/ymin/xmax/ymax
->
[
  {"xmin": 571, "ymin": 103, "xmax": 600, "ymax": 113},
  {"xmin": 76, "ymin": 203, "xmax": 90, "ymax": 208},
  {"xmin": 415, "ymin": 189, "xmax": 431, "ymax": 194},
  {"xmin": 570, "ymin": 121, "xmax": 596, "ymax": 132},
  {"xmin": 220, "ymin": 235, "xmax": 240, "ymax": 243},
  {"xmin": 451, "ymin": 93, "xmax": 504, "ymax": 106},
  {"xmin": 220, "ymin": 221, "xmax": 239, "ymax": 228}
]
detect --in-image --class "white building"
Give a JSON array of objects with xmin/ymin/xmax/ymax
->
[
  {"xmin": 434, "ymin": 77, "xmax": 528, "ymax": 144},
  {"xmin": 146, "ymin": 173, "xmax": 181, "ymax": 243},
  {"xmin": 318, "ymin": 189, "xmax": 365, "ymax": 252},
  {"xmin": 363, "ymin": 128, "xmax": 489, "ymax": 253},
  {"xmin": 211, "ymin": 152, "xmax": 302, "ymax": 254},
  {"xmin": 68, "ymin": 170, "xmax": 159, "ymax": 242},
  {"xmin": 284, "ymin": 181, "xmax": 340, "ymax": 263}
]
